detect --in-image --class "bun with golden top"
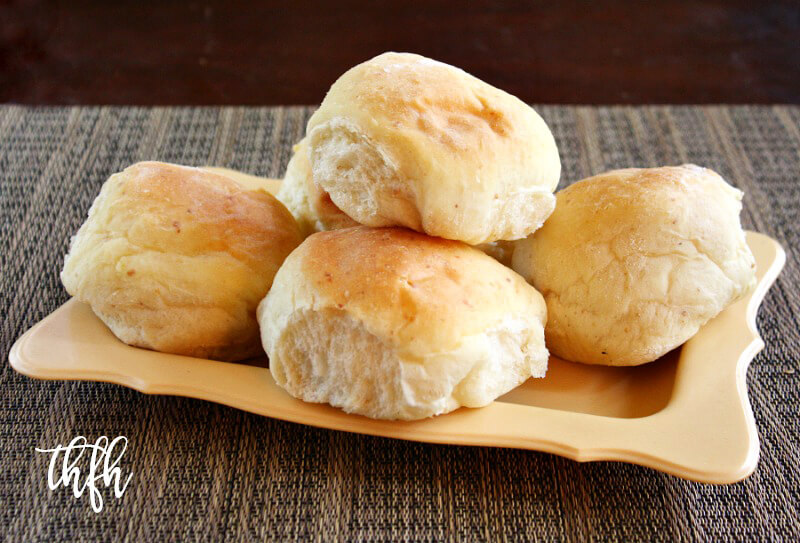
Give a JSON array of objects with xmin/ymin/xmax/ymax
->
[
  {"xmin": 61, "ymin": 161, "xmax": 302, "ymax": 361},
  {"xmin": 512, "ymin": 165, "xmax": 756, "ymax": 366},
  {"xmin": 258, "ymin": 226, "xmax": 549, "ymax": 420},
  {"xmin": 305, "ymin": 52, "xmax": 561, "ymax": 245}
]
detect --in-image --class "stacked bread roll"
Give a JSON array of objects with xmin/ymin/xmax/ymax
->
[
  {"xmin": 265, "ymin": 52, "xmax": 559, "ymax": 419},
  {"xmin": 62, "ymin": 52, "xmax": 756, "ymax": 421}
]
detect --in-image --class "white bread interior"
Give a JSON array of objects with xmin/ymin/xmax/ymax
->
[
  {"xmin": 277, "ymin": 138, "xmax": 358, "ymax": 237},
  {"xmin": 278, "ymin": 137, "xmax": 518, "ymax": 267}
]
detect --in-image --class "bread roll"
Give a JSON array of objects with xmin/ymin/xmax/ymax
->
[
  {"xmin": 62, "ymin": 161, "xmax": 302, "ymax": 361},
  {"xmin": 512, "ymin": 165, "xmax": 756, "ymax": 366},
  {"xmin": 277, "ymin": 138, "xmax": 358, "ymax": 237},
  {"xmin": 305, "ymin": 52, "xmax": 561, "ymax": 245},
  {"xmin": 258, "ymin": 226, "xmax": 549, "ymax": 420}
]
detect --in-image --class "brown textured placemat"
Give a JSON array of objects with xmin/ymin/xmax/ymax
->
[{"xmin": 1, "ymin": 105, "xmax": 798, "ymax": 541}]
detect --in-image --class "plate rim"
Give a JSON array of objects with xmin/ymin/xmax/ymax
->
[{"xmin": 8, "ymin": 231, "xmax": 786, "ymax": 484}]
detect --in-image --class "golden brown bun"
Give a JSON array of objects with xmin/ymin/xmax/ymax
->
[
  {"xmin": 277, "ymin": 138, "xmax": 358, "ymax": 237},
  {"xmin": 512, "ymin": 165, "xmax": 756, "ymax": 366},
  {"xmin": 201, "ymin": 166, "xmax": 282, "ymax": 196},
  {"xmin": 306, "ymin": 52, "xmax": 561, "ymax": 245},
  {"xmin": 258, "ymin": 227, "xmax": 549, "ymax": 420},
  {"xmin": 62, "ymin": 162, "xmax": 302, "ymax": 361}
]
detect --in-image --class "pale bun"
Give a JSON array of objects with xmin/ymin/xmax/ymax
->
[
  {"xmin": 512, "ymin": 165, "xmax": 756, "ymax": 366},
  {"xmin": 306, "ymin": 52, "xmax": 560, "ymax": 245},
  {"xmin": 258, "ymin": 226, "xmax": 549, "ymax": 420},
  {"xmin": 277, "ymin": 138, "xmax": 358, "ymax": 237},
  {"xmin": 62, "ymin": 161, "xmax": 302, "ymax": 361}
]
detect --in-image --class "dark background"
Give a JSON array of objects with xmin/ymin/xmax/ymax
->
[{"xmin": 1, "ymin": 1, "xmax": 799, "ymax": 104}]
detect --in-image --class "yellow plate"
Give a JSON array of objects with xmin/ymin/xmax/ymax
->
[{"xmin": 9, "ymin": 232, "xmax": 784, "ymax": 484}]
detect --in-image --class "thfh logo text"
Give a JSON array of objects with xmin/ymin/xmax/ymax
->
[{"xmin": 35, "ymin": 435, "xmax": 133, "ymax": 513}]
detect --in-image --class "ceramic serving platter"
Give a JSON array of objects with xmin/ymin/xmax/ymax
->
[{"xmin": 9, "ymin": 232, "xmax": 785, "ymax": 484}]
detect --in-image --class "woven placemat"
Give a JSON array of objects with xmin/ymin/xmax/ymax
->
[{"xmin": 1, "ymin": 105, "xmax": 798, "ymax": 541}]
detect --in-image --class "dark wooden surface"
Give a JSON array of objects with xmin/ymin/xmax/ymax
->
[{"xmin": 2, "ymin": 0, "xmax": 799, "ymax": 105}]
